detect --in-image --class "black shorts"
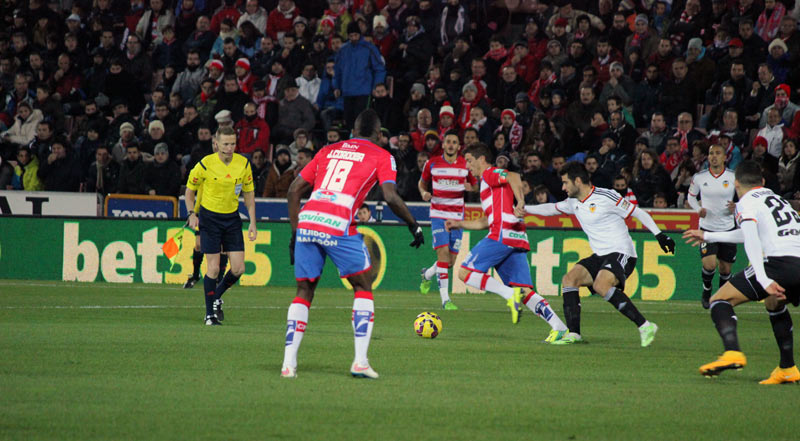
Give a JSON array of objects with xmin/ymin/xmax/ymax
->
[
  {"xmin": 700, "ymin": 229, "xmax": 737, "ymax": 263},
  {"xmin": 729, "ymin": 256, "xmax": 800, "ymax": 306},
  {"xmin": 198, "ymin": 209, "xmax": 243, "ymax": 254},
  {"xmin": 577, "ymin": 253, "xmax": 637, "ymax": 291}
]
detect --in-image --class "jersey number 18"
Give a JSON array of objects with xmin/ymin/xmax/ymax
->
[{"xmin": 320, "ymin": 159, "xmax": 353, "ymax": 192}]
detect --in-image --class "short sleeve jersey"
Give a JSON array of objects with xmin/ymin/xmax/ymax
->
[
  {"xmin": 556, "ymin": 186, "xmax": 637, "ymax": 257},
  {"xmin": 479, "ymin": 167, "xmax": 529, "ymax": 250},
  {"xmin": 421, "ymin": 155, "xmax": 477, "ymax": 220},
  {"xmin": 735, "ymin": 187, "xmax": 800, "ymax": 258},
  {"xmin": 688, "ymin": 168, "xmax": 736, "ymax": 231},
  {"xmin": 186, "ymin": 153, "xmax": 254, "ymax": 214},
  {"xmin": 298, "ymin": 138, "xmax": 396, "ymax": 236}
]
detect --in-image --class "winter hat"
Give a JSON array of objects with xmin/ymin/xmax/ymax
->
[
  {"xmin": 501, "ymin": 109, "xmax": 516, "ymax": 121},
  {"xmin": 320, "ymin": 16, "xmax": 335, "ymax": 29},
  {"xmin": 209, "ymin": 59, "xmax": 224, "ymax": 71},
  {"xmin": 461, "ymin": 83, "xmax": 478, "ymax": 94},
  {"xmin": 424, "ymin": 130, "xmax": 440, "ymax": 141},
  {"xmin": 634, "ymin": 14, "xmax": 648, "ymax": 25},
  {"xmin": 439, "ymin": 102, "xmax": 455, "ymax": 119},
  {"xmin": 775, "ymin": 83, "xmax": 791, "ymax": 97},
  {"xmin": 154, "ymin": 143, "xmax": 169, "ymax": 154},
  {"xmin": 235, "ymin": 58, "xmax": 251, "ymax": 71},
  {"xmin": 148, "ymin": 120, "xmax": 164, "ymax": 133},
  {"xmin": 635, "ymin": 137, "xmax": 649, "ymax": 148},
  {"xmin": 753, "ymin": 136, "xmax": 768, "ymax": 148},
  {"xmin": 768, "ymin": 38, "xmax": 788, "ymax": 53},
  {"xmin": 346, "ymin": 21, "xmax": 361, "ymax": 35},
  {"xmin": 215, "ymin": 110, "xmax": 232, "ymax": 124},
  {"xmin": 119, "ymin": 122, "xmax": 135, "ymax": 134},
  {"xmin": 293, "ymin": 16, "xmax": 308, "ymax": 26},
  {"xmin": 687, "ymin": 38, "xmax": 703, "ymax": 51},
  {"xmin": 515, "ymin": 92, "xmax": 529, "ymax": 103},
  {"xmin": 554, "ymin": 17, "xmax": 568, "ymax": 28},
  {"xmin": 601, "ymin": 132, "xmax": 619, "ymax": 144},
  {"xmin": 728, "ymin": 38, "xmax": 743, "ymax": 48},
  {"xmin": 66, "ymin": 13, "xmax": 81, "ymax": 23},
  {"xmin": 373, "ymin": 15, "xmax": 388, "ymax": 29},
  {"xmin": 410, "ymin": 83, "xmax": 426, "ymax": 95}
]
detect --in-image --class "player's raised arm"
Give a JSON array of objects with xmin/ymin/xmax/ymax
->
[
  {"xmin": 522, "ymin": 203, "xmax": 562, "ymax": 217},
  {"xmin": 631, "ymin": 206, "xmax": 675, "ymax": 254}
]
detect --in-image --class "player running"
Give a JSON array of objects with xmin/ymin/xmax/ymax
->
[
  {"xmin": 520, "ymin": 162, "xmax": 675, "ymax": 346},
  {"xmin": 185, "ymin": 126, "xmax": 257, "ymax": 325},
  {"xmin": 445, "ymin": 144, "xmax": 569, "ymax": 343},
  {"xmin": 687, "ymin": 144, "xmax": 737, "ymax": 309},
  {"xmin": 684, "ymin": 161, "xmax": 800, "ymax": 384},
  {"xmin": 418, "ymin": 130, "xmax": 476, "ymax": 310},
  {"xmin": 282, "ymin": 110, "xmax": 424, "ymax": 379}
]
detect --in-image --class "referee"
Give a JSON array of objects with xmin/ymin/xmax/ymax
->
[{"xmin": 185, "ymin": 126, "xmax": 257, "ymax": 325}]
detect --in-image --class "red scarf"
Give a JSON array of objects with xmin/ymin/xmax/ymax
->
[
  {"xmin": 484, "ymin": 47, "xmax": 508, "ymax": 61},
  {"xmin": 671, "ymin": 10, "xmax": 693, "ymax": 48},
  {"xmin": 529, "ymin": 72, "xmax": 555, "ymax": 105},
  {"xmin": 458, "ymin": 97, "xmax": 477, "ymax": 128},
  {"xmin": 756, "ymin": 3, "xmax": 786, "ymax": 41},
  {"xmin": 677, "ymin": 129, "xmax": 689, "ymax": 150}
]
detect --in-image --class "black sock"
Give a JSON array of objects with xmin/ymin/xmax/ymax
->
[
  {"xmin": 192, "ymin": 250, "xmax": 203, "ymax": 278},
  {"xmin": 213, "ymin": 271, "xmax": 240, "ymax": 301},
  {"xmin": 718, "ymin": 272, "xmax": 731, "ymax": 290},
  {"xmin": 218, "ymin": 254, "xmax": 228, "ymax": 275},
  {"xmin": 702, "ymin": 268, "xmax": 714, "ymax": 297},
  {"xmin": 710, "ymin": 300, "xmax": 740, "ymax": 351},
  {"xmin": 203, "ymin": 275, "xmax": 216, "ymax": 317},
  {"xmin": 562, "ymin": 287, "xmax": 581, "ymax": 335},
  {"xmin": 769, "ymin": 306, "xmax": 795, "ymax": 369},
  {"xmin": 604, "ymin": 288, "xmax": 646, "ymax": 327}
]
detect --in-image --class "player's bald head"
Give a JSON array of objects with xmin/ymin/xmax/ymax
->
[{"xmin": 353, "ymin": 109, "xmax": 382, "ymax": 141}]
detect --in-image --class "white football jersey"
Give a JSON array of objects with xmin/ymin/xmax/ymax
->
[
  {"xmin": 556, "ymin": 186, "xmax": 637, "ymax": 257},
  {"xmin": 688, "ymin": 168, "xmax": 736, "ymax": 231},
  {"xmin": 736, "ymin": 187, "xmax": 800, "ymax": 258}
]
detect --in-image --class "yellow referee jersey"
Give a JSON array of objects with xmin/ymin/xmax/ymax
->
[{"xmin": 187, "ymin": 153, "xmax": 255, "ymax": 214}]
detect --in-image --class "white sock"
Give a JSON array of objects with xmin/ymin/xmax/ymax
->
[
  {"xmin": 352, "ymin": 292, "xmax": 374, "ymax": 366},
  {"xmin": 465, "ymin": 271, "xmax": 514, "ymax": 300},
  {"xmin": 282, "ymin": 298, "xmax": 309, "ymax": 369},
  {"xmin": 424, "ymin": 263, "xmax": 437, "ymax": 280},
  {"xmin": 436, "ymin": 261, "xmax": 450, "ymax": 303},
  {"xmin": 524, "ymin": 292, "xmax": 567, "ymax": 331}
]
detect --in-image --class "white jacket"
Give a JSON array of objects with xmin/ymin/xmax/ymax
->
[
  {"xmin": 296, "ymin": 76, "xmax": 321, "ymax": 106},
  {"xmin": 1, "ymin": 109, "xmax": 43, "ymax": 145},
  {"xmin": 237, "ymin": 8, "xmax": 268, "ymax": 35},
  {"xmin": 757, "ymin": 124, "xmax": 785, "ymax": 159}
]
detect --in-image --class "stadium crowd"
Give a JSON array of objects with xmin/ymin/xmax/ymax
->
[{"xmin": 1, "ymin": 0, "xmax": 800, "ymax": 209}]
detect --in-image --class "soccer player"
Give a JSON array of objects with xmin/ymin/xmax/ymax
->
[
  {"xmin": 686, "ymin": 144, "xmax": 737, "ymax": 309},
  {"xmin": 444, "ymin": 144, "xmax": 569, "ymax": 343},
  {"xmin": 521, "ymin": 162, "xmax": 675, "ymax": 346},
  {"xmin": 185, "ymin": 126, "xmax": 258, "ymax": 325},
  {"xmin": 282, "ymin": 110, "xmax": 424, "ymax": 379},
  {"xmin": 418, "ymin": 130, "xmax": 476, "ymax": 310},
  {"xmin": 684, "ymin": 161, "xmax": 800, "ymax": 384}
]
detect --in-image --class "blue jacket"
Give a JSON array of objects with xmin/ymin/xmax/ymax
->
[
  {"xmin": 334, "ymin": 38, "xmax": 386, "ymax": 97},
  {"xmin": 317, "ymin": 73, "xmax": 344, "ymax": 111}
]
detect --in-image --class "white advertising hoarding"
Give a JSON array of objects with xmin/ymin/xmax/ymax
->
[{"xmin": 0, "ymin": 191, "xmax": 98, "ymax": 216}]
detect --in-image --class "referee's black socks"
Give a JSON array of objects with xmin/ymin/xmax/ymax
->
[
  {"xmin": 214, "ymin": 271, "xmax": 240, "ymax": 301},
  {"xmin": 768, "ymin": 306, "xmax": 794, "ymax": 368},
  {"xmin": 604, "ymin": 288, "xmax": 646, "ymax": 327},
  {"xmin": 710, "ymin": 300, "xmax": 740, "ymax": 351},
  {"xmin": 203, "ymin": 276, "xmax": 216, "ymax": 317},
  {"xmin": 562, "ymin": 287, "xmax": 581, "ymax": 335},
  {"xmin": 192, "ymin": 250, "xmax": 203, "ymax": 279}
]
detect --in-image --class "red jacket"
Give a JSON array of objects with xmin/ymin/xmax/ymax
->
[
  {"xmin": 591, "ymin": 49, "xmax": 623, "ymax": 85},
  {"xmin": 266, "ymin": 7, "xmax": 300, "ymax": 40},
  {"xmin": 235, "ymin": 117, "xmax": 271, "ymax": 156},
  {"xmin": 211, "ymin": 5, "xmax": 242, "ymax": 35},
  {"xmin": 502, "ymin": 53, "xmax": 538, "ymax": 85}
]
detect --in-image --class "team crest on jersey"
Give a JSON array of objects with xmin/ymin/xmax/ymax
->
[
  {"xmin": 315, "ymin": 189, "xmax": 338, "ymax": 202},
  {"xmin": 722, "ymin": 180, "xmax": 729, "ymax": 188},
  {"xmin": 588, "ymin": 202, "xmax": 597, "ymax": 213}
]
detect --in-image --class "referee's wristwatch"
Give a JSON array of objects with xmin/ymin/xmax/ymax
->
[{"xmin": 187, "ymin": 210, "xmax": 196, "ymax": 219}]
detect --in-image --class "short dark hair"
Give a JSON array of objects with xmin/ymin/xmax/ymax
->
[
  {"xmin": 353, "ymin": 109, "xmax": 381, "ymax": 139},
  {"xmin": 735, "ymin": 161, "xmax": 763, "ymax": 186},
  {"xmin": 297, "ymin": 147, "xmax": 314, "ymax": 157},
  {"xmin": 443, "ymin": 129, "xmax": 460, "ymax": 140},
  {"xmin": 559, "ymin": 161, "xmax": 590, "ymax": 185},
  {"xmin": 464, "ymin": 143, "xmax": 493, "ymax": 164}
]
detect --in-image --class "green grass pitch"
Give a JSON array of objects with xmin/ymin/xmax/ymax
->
[{"xmin": 1, "ymin": 280, "xmax": 797, "ymax": 441}]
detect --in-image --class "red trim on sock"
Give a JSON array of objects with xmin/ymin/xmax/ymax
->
[
  {"xmin": 436, "ymin": 261, "xmax": 450, "ymax": 268},
  {"xmin": 296, "ymin": 321, "xmax": 307, "ymax": 332},
  {"xmin": 292, "ymin": 297, "xmax": 311, "ymax": 307},
  {"xmin": 206, "ymin": 291, "xmax": 215, "ymax": 297},
  {"xmin": 480, "ymin": 273, "xmax": 490, "ymax": 290},
  {"xmin": 438, "ymin": 273, "xmax": 449, "ymax": 280},
  {"xmin": 354, "ymin": 291, "xmax": 374, "ymax": 300},
  {"xmin": 433, "ymin": 244, "xmax": 449, "ymax": 250},
  {"xmin": 523, "ymin": 292, "xmax": 535, "ymax": 304},
  {"xmin": 295, "ymin": 277, "xmax": 320, "ymax": 283}
]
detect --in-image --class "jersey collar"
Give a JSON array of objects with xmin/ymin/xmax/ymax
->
[
  {"xmin": 709, "ymin": 167, "xmax": 725, "ymax": 178},
  {"xmin": 579, "ymin": 186, "xmax": 595, "ymax": 203}
]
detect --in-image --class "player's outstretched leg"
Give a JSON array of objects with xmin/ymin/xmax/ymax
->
[
  {"xmin": 601, "ymin": 287, "xmax": 657, "ymax": 347},
  {"xmin": 701, "ymin": 267, "xmax": 715, "ymax": 309},
  {"xmin": 351, "ymin": 291, "xmax": 378, "ymax": 379},
  {"xmin": 282, "ymin": 297, "xmax": 310, "ymax": 378},
  {"xmin": 700, "ymin": 299, "xmax": 746, "ymax": 376},
  {"xmin": 462, "ymin": 269, "xmax": 522, "ymax": 323},
  {"xmin": 760, "ymin": 305, "xmax": 800, "ymax": 384},
  {"xmin": 522, "ymin": 291, "xmax": 568, "ymax": 343},
  {"xmin": 420, "ymin": 263, "xmax": 436, "ymax": 294}
]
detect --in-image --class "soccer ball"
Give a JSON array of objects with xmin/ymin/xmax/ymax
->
[{"xmin": 414, "ymin": 312, "xmax": 443, "ymax": 339}]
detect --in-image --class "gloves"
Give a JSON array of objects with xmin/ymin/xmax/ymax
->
[
  {"xmin": 408, "ymin": 223, "xmax": 424, "ymax": 248},
  {"xmin": 289, "ymin": 233, "xmax": 296, "ymax": 265},
  {"xmin": 656, "ymin": 232, "xmax": 675, "ymax": 254}
]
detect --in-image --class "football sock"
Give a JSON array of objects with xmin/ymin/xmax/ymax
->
[
  {"xmin": 701, "ymin": 267, "xmax": 714, "ymax": 297},
  {"xmin": 352, "ymin": 291, "xmax": 374, "ymax": 366},
  {"xmin": 424, "ymin": 263, "xmax": 437, "ymax": 281},
  {"xmin": 219, "ymin": 254, "xmax": 228, "ymax": 275},
  {"xmin": 524, "ymin": 291, "xmax": 567, "ymax": 331},
  {"xmin": 604, "ymin": 287, "xmax": 646, "ymax": 327},
  {"xmin": 768, "ymin": 306, "xmax": 795, "ymax": 369},
  {"xmin": 213, "ymin": 271, "xmax": 240, "ymax": 301},
  {"xmin": 710, "ymin": 300, "xmax": 740, "ymax": 351},
  {"xmin": 283, "ymin": 297, "xmax": 310, "ymax": 369},
  {"xmin": 562, "ymin": 287, "xmax": 581, "ymax": 335},
  {"xmin": 465, "ymin": 271, "xmax": 514, "ymax": 300},
  {"xmin": 718, "ymin": 272, "xmax": 731, "ymax": 289},
  {"xmin": 192, "ymin": 250, "xmax": 203, "ymax": 278},
  {"xmin": 436, "ymin": 261, "xmax": 450, "ymax": 303},
  {"xmin": 203, "ymin": 275, "xmax": 216, "ymax": 317}
]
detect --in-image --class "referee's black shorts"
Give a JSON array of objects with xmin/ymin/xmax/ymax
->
[
  {"xmin": 729, "ymin": 256, "xmax": 800, "ymax": 306},
  {"xmin": 578, "ymin": 252, "xmax": 637, "ymax": 291},
  {"xmin": 198, "ymin": 209, "xmax": 244, "ymax": 254}
]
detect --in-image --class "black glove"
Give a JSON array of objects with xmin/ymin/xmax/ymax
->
[
  {"xmin": 408, "ymin": 223, "xmax": 424, "ymax": 248},
  {"xmin": 289, "ymin": 233, "xmax": 296, "ymax": 265},
  {"xmin": 656, "ymin": 232, "xmax": 675, "ymax": 254}
]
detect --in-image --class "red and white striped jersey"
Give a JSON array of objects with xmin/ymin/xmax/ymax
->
[
  {"xmin": 298, "ymin": 138, "xmax": 396, "ymax": 236},
  {"xmin": 479, "ymin": 167, "xmax": 529, "ymax": 250},
  {"xmin": 421, "ymin": 155, "xmax": 477, "ymax": 220}
]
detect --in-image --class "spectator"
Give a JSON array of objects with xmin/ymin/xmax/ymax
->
[
  {"xmin": 235, "ymin": 102, "xmax": 270, "ymax": 159},
  {"xmin": 262, "ymin": 148, "xmax": 295, "ymax": 197},
  {"xmin": 251, "ymin": 148, "xmax": 270, "ymax": 195},
  {"xmin": 211, "ymin": 0, "xmax": 242, "ymax": 35},
  {"xmin": 584, "ymin": 154, "xmax": 612, "ymax": 188},
  {"xmin": 214, "ymin": 75, "xmax": 250, "ymax": 122},
  {"xmin": 140, "ymin": 120, "xmax": 168, "ymax": 160},
  {"xmin": 30, "ymin": 121, "xmax": 55, "ymax": 162},
  {"xmin": 596, "ymin": 133, "xmax": 629, "ymax": 179},
  {"xmin": 755, "ymin": 0, "xmax": 786, "ymax": 42},
  {"xmin": 660, "ymin": 136, "xmax": 688, "ymax": 179},
  {"xmin": 631, "ymin": 148, "xmax": 675, "ymax": 207},
  {"xmin": 566, "ymin": 85, "xmax": 603, "ymax": 136},
  {"xmin": 778, "ymin": 138, "xmax": 798, "ymax": 194},
  {"xmin": 356, "ymin": 203, "xmax": 376, "ymax": 223},
  {"xmin": 756, "ymin": 107, "xmax": 785, "ymax": 159},
  {"xmin": 10, "ymin": 146, "xmax": 44, "ymax": 191},
  {"xmin": 371, "ymin": 83, "xmax": 403, "ymax": 135},
  {"xmin": 647, "ymin": 38, "xmax": 676, "ymax": 82},
  {"xmin": 33, "ymin": 83, "xmax": 64, "ymax": 134},
  {"xmin": 685, "ymin": 38, "xmax": 715, "ymax": 106},
  {"xmin": 267, "ymin": 0, "xmax": 300, "ymax": 41},
  {"xmin": 117, "ymin": 143, "xmax": 147, "ymax": 194},
  {"xmin": 273, "ymin": 79, "xmax": 315, "ymax": 146},
  {"xmin": 1, "ymin": 102, "xmax": 43, "ymax": 148},
  {"xmin": 112, "ymin": 122, "xmax": 141, "ymax": 164},
  {"xmin": 659, "ymin": 58, "xmax": 694, "ymax": 125},
  {"xmin": 766, "ymin": 38, "xmax": 790, "ymax": 84},
  {"xmin": 183, "ymin": 16, "xmax": 216, "ymax": 60},
  {"xmin": 673, "ymin": 112, "xmax": 705, "ymax": 153},
  {"xmin": 395, "ymin": 16, "xmax": 434, "ymax": 94},
  {"xmin": 613, "ymin": 174, "xmax": 638, "ymax": 205},
  {"xmin": 652, "ymin": 192, "xmax": 669, "ymax": 208},
  {"xmin": 121, "ymin": 34, "xmax": 154, "ymax": 98},
  {"xmin": 238, "ymin": 0, "xmax": 267, "ymax": 35},
  {"xmin": 37, "ymin": 138, "xmax": 81, "ymax": 191},
  {"xmin": 592, "ymin": 37, "xmax": 622, "ymax": 85},
  {"xmin": 759, "ymin": 84, "xmax": 798, "ymax": 128},
  {"xmin": 288, "ymin": 129, "xmax": 313, "ymax": 161},
  {"xmin": 625, "ymin": 14, "xmax": 658, "ymax": 61},
  {"xmin": 334, "ymin": 21, "xmax": 386, "ymax": 130},
  {"xmin": 144, "ymin": 143, "xmax": 181, "ymax": 196},
  {"xmin": 85, "ymin": 145, "xmax": 119, "ymax": 195},
  {"xmin": 296, "ymin": 62, "xmax": 321, "ymax": 105},
  {"xmin": 172, "ymin": 49, "xmax": 206, "ymax": 103}
]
